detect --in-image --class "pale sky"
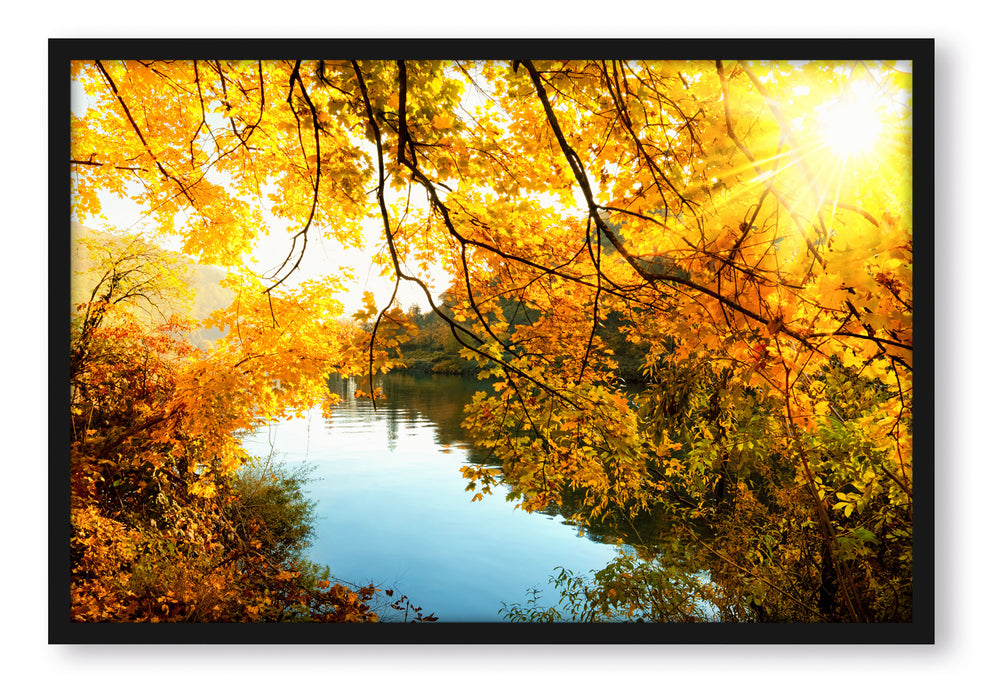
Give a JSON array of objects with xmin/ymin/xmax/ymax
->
[{"xmin": 75, "ymin": 186, "xmax": 449, "ymax": 316}]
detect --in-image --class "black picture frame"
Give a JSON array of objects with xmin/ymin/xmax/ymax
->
[{"xmin": 50, "ymin": 37, "xmax": 934, "ymax": 644}]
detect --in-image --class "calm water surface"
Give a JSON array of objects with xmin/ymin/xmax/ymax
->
[{"xmin": 242, "ymin": 373, "xmax": 624, "ymax": 622}]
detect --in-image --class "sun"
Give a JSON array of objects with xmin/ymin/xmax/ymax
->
[{"xmin": 817, "ymin": 80, "xmax": 886, "ymax": 157}]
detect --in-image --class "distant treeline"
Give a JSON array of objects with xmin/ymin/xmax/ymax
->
[{"xmin": 394, "ymin": 298, "xmax": 650, "ymax": 382}]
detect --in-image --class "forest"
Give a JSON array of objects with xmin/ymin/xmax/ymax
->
[{"xmin": 67, "ymin": 54, "xmax": 917, "ymax": 624}]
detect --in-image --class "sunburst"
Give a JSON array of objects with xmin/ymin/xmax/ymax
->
[{"xmin": 818, "ymin": 81, "xmax": 885, "ymax": 158}]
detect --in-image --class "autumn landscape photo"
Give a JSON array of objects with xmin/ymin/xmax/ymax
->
[{"xmin": 57, "ymin": 41, "xmax": 930, "ymax": 640}]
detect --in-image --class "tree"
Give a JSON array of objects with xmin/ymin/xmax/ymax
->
[
  {"xmin": 69, "ymin": 232, "xmax": 402, "ymax": 622},
  {"xmin": 70, "ymin": 56, "xmax": 916, "ymax": 622}
]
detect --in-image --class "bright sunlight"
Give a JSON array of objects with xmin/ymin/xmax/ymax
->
[{"xmin": 818, "ymin": 80, "xmax": 885, "ymax": 156}]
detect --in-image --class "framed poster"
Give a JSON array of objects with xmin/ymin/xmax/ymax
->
[{"xmin": 51, "ymin": 37, "xmax": 933, "ymax": 644}]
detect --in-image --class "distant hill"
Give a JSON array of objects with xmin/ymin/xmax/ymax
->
[{"xmin": 70, "ymin": 222, "xmax": 234, "ymax": 348}]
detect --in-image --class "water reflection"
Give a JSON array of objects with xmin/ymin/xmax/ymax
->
[{"xmin": 244, "ymin": 372, "xmax": 624, "ymax": 622}]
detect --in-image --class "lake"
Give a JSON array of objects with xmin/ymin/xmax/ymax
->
[{"xmin": 242, "ymin": 372, "xmax": 627, "ymax": 622}]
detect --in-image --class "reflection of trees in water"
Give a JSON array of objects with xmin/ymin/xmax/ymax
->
[
  {"xmin": 385, "ymin": 373, "xmax": 490, "ymax": 446},
  {"xmin": 327, "ymin": 372, "xmax": 677, "ymax": 548},
  {"xmin": 328, "ymin": 372, "xmax": 714, "ymax": 618},
  {"xmin": 385, "ymin": 398, "xmax": 399, "ymax": 452},
  {"xmin": 541, "ymin": 484, "xmax": 675, "ymax": 553},
  {"xmin": 325, "ymin": 372, "xmax": 494, "ymax": 461}
]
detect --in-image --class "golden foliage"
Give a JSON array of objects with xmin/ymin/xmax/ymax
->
[{"xmin": 70, "ymin": 57, "xmax": 916, "ymax": 622}]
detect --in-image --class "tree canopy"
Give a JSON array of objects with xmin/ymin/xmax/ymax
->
[{"xmin": 68, "ymin": 55, "xmax": 919, "ymax": 623}]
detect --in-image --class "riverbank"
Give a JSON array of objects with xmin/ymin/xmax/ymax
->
[
  {"xmin": 395, "ymin": 347, "xmax": 650, "ymax": 383},
  {"xmin": 397, "ymin": 348, "xmax": 481, "ymax": 376}
]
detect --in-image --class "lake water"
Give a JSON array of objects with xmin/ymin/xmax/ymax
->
[{"xmin": 242, "ymin": 372, "xmax": 625, "ymax": 622}]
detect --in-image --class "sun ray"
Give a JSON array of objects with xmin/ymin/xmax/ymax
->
[{"xmin": 819, "ymin": 84, "xmax": 884, "ymax": 157}]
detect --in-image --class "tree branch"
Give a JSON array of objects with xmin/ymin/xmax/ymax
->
[{"xmin": 95, "ymin": 60, "xmax": 197, "ymax": 208}]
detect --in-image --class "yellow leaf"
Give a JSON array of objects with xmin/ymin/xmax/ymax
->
[{"xmin": 432, "ymin": 114, "xmax": 455, "ymax": 130}]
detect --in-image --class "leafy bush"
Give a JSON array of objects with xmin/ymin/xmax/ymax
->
[{"xmin": 225, "ymin": 457, "xmax": 318, "ymax": 564}]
